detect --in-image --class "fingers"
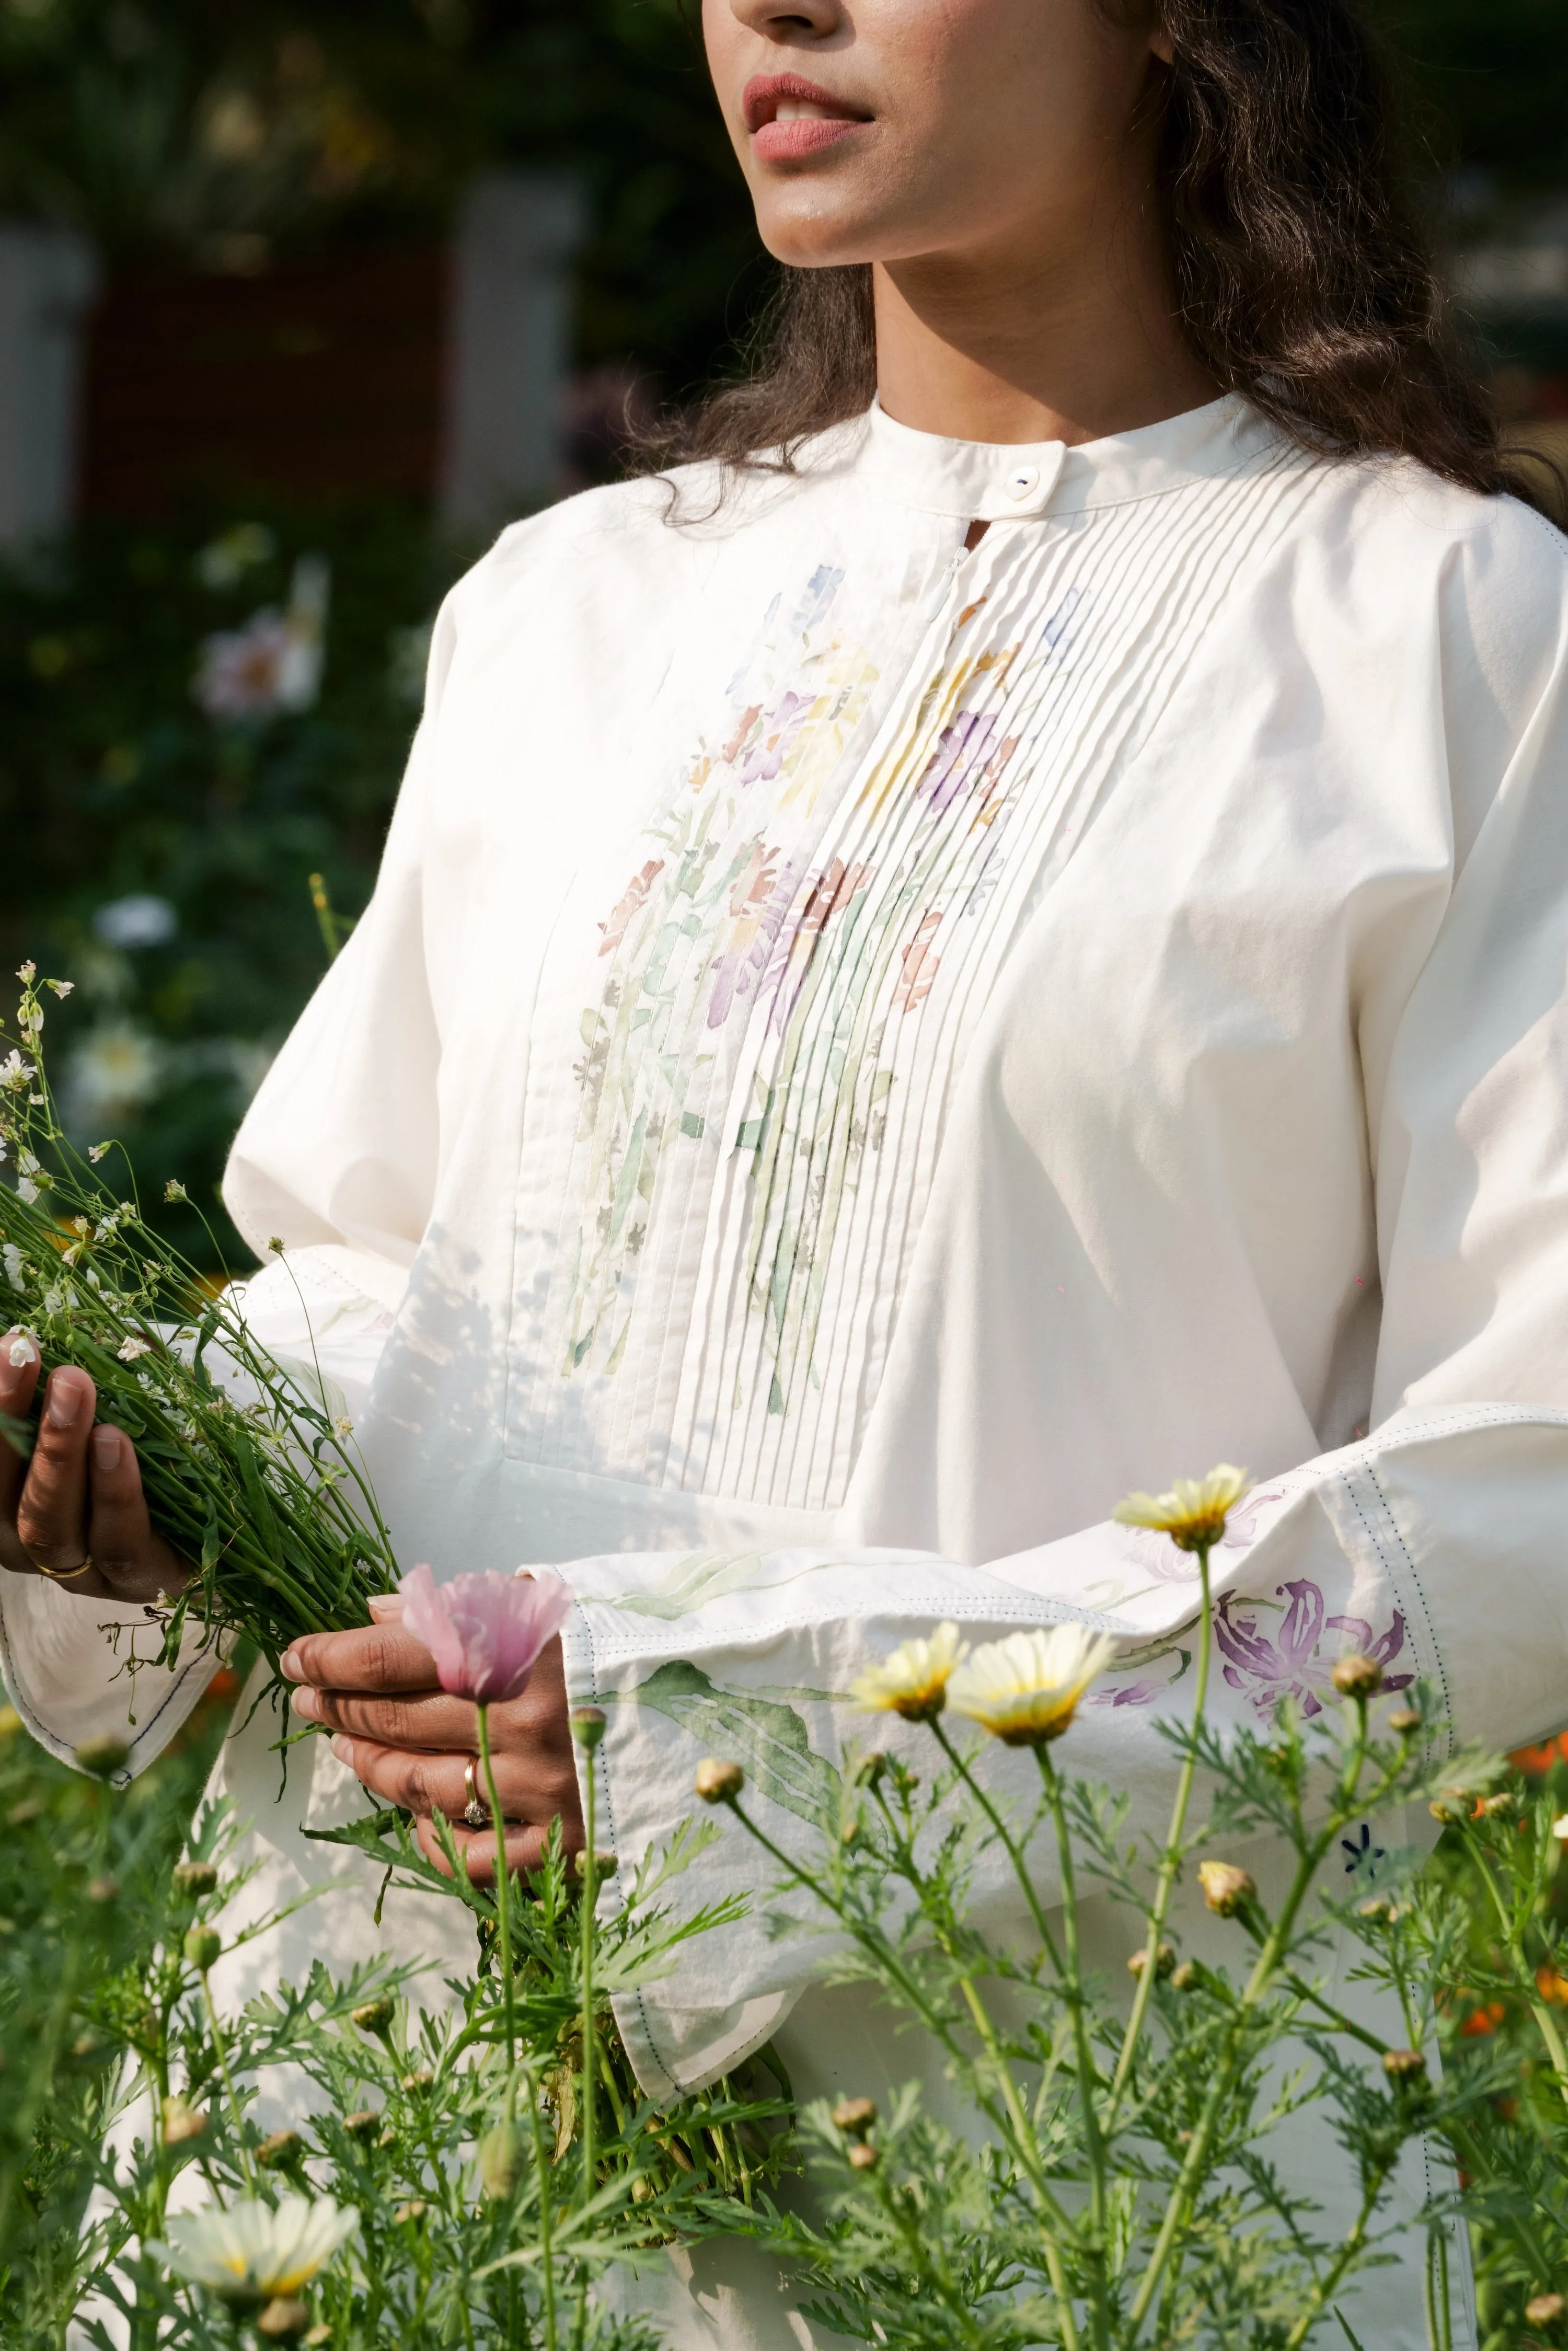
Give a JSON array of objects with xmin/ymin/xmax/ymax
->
[
  {"xmin": 282, "ymin": 1621, "xmax": 441, "ymax": 1695},
  {"xmin": 0, "ymin": 1330, "xmax": 43, "ymax": 1567},
  {"xmin": 414, "ymin": 1811, "xmax": 574, "ymax": 1885},
  {"xmin": 327, "ymin": 1733, "xmax": 581, "ymax": 1833},
  {"xmin": 86, "ymin": 1426, "xmax": 190, "ymax": 1606},
  {"xmin": 13, "ymin": 1366, "xmax": 94, "ymax": 1579},
  {"xmin": 291, "ymin": 1685, "xmax": 480, "ymax": 1749}
]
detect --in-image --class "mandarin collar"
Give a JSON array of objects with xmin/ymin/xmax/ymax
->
[{"xmin": 849, "ymin": 393, "xmax": 1272, "ymax": 521}]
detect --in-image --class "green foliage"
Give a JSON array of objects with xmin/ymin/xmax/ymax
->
[
  {"xmin": 699, "ymin": 1559, "xmax": 1568, "ymax": 2350},
  {"xmin": 0, "ymin": 1678, "xmax": 233, "ymax": 2337},
  {"xmin": 0, "ymin": 506, "xmax": 452, "ymax": 1261},
  {"xmin": 0, "ymin": 1704, "xmax": 793, "ymax": 2348}
]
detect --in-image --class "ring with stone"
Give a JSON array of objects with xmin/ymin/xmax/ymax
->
[{"xmin": 462, "ymin": 1759, "xmax": 490, "ymax": 1830}]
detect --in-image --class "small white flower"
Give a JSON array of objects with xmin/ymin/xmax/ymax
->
[
  {"xmin": 42, "ymin": 1286, "xmax": 64, "ymax": 1313},
  {"xmin": 1552, "ymin": 1816, "xmax": 1568, "ymax": 1842},
  {"xmin": 63, "ymin": 1023, "xmax": 165, "ymax": 1123},
  {"xmin": 149, "ymin": 2193, "xmax": 358, "ymax": 2302},
  {"xmin": 88, "ymin": 1144, "xmax": 110, "ymax": 1163},
  {"xmin": 193, "ymin": 557, "xmax": 329, "ymax": 722},
  {"xmin": 333, "ymin": 1416, "xmax": 354, "ymax": 1440},
  {"xmin": 18, "ymin": 1153, "xmax": 40, "ymax": 1178},
  {"xmin": 17, "ymin": 1179, "xmax": 39, "ymax": 1205},
  {"xmin": 7, "ymin": 1334, "xmax": 39, "ymax": 1369},
  {"xmin": 15, "ymin": 961, "xmax": 35, "ymax": 985},
  {"xmin": 45, "ymin": 978, "xmax": 73, "ymax": 999},
  {"xmin": 117, "ymin": 1336, "xmax": 153, "ymax": 1363},
  {"xmin": 948, "ymin": 1624, "xmax": 1119, "ymax": 1747},
  {"xmin": 164, "ymin": 1179, "xmax": 189, "ymax": 1203},
  {"xmin": 83, "ymin": 1270, "xmax": 100, "ymax": 1292},
  {"xmin": 2, "ymin": 1244, "xmax": 24, "ymax": 1283},
  {"xmin": 92, "ymin": 895, "xmax": 176, "ymax": 951},
  {"xmin": 849, "ymin": 1623, "xmax": 969, "ymax": 1722},
  {"xmin": 0, "ymin": 1051, "xmax": 37, "ymax": 1092}
]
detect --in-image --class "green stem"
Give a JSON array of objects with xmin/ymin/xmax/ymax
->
[
  {"xmin": 1128, "ymin": 1706, "xmax": 1373, "ymax": 2333},
  {"xmin": 581, "ymin": 1756, "xmax": 597, "ymax": 2206},
  {"xmin": 725, "ymin": 1794, "xmax": 1083, "ymax": 2351},
  {"xmin": 514, "ymin": 2053, "xmax": 558, "ymax": 2351},
  {"xmin": 199, "ymin": 1970, "xmax": 255, "ymax": 2193},
  {"xmin": 476, "ymin": 1707, "xmax": 515, "ymax": 2076},
  {"xmin": 930, "ymin": 1720, "xmax": 1064, "ymax": 1978},
  {"xmin": 1463, "ymin": 1838, "xmax": 1568, "ymax": 2103},
  {"xmin": 1039, "ymin": 1745, "xmax": 1112, "ymax": 2351},
  {"xmin": 1283, "ymin": 2174, "xmax": 1382, "ymax": 2351},
  {"xmin": 1106, "ymin": 1543, "xmax": 1214, "ymax": 2129}
]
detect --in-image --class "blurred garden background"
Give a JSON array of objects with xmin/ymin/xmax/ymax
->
[{"xmin": 0, "ymin": 0, "xmax": 1564, "ymax": 1272}]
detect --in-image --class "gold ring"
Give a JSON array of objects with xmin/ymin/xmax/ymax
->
[
  {"xmin": 37, "ymin": 1557, "xmax": 95, "ymax": 1583},
  {"xmin": 462, "ymin": 1759, "xmax": 490, "ymax": 1830}
]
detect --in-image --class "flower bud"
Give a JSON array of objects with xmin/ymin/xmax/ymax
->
[
  {"xmin": 1330, "ymin": 1653, "xmax": 1383, "ymax": 1700},
  {"xmin": 304, "ymin": 2331, "xmax": 333, "ymax": 2348},
  {"xmin": 850, "ymin": 1751, "xmax": 887, "ymax": 1789},
  {"xmin": 1127, "ymin": 1941, "xmax": 1176, "ymax": 1980},
  {"xmin": 1386, "ymin": 1707, "xmax": 1422, "ymax": 1737},
  {"xmin": 257, "ymin": 2300, "xmax": 312, "ymax": 2342},
  {"xmin": 570, "ymin": 1848, "xmax": 618, "ymax": 1881},
  {"xmin": 1428, "ymin": 1790, "xmax": 1471, "ymax": 1827},
  {"xmin": 1197, "ymin": 1861, "xmax": 1255, "ymax": 1917},
  {"xmin": 74, "ymin": 1735, "xmax": 130, "ymax": 1781},
  {"xmin": 86, "ymin": 1874, "xmax": 119, "ymax": 1903},
  {"xmin": 394, "ymin": 2199, "xmax": 428, "ymax": 2225},
  {"xmin": 1357, "ymin": 1896, "xmax": 1395, "ymax": 1926},
  {"xmin": 694, "ymin": 1757, "xmax": 744, "ymax": 1804},
  {"xmin": 1381, "ymin": 2047, "xmax": 1427, "ymax": 2084},
  {"xmin": 351, "ymin": 1996, "xmax": 396, "ymax": 2037},
  {"xmin": 183, "ymin": 1926, "xmax": 222, "ymax": 1972},
  {"xmin": 1526, "ymin": 2292, "xmax": 1566, "ymax": 2329},
  {"xmin": 847, "ymin": 2141, "xmax": 879, "ymax": 2171},
  {"xmin": 256, "ymin": 2129, "xmax": 304, "ymax": 2171},
  {"xmin": 1479, "ymin": 1791, "xmax": 1517, "ymax": 1819},
  {"xmin": 173, "ymin": 1860, "xmax": 219, "ymax": 1898},
  {"xmin": 831, "ymin": 2096, "xmax": 877, "ymax": 2138},
  {"xmin": 161, "ymin": 2096, "xmax": 206, "ymax": 2146},
  {"xmin": 1169, "ymin": 1960, "xmax": 1198, "ymax": 1992},
  {"xmin": 478, "ymin": 2118, "xmax": 521, "ymax": 2198},
  {"xmin": 343, "ymin": 2108, "xmax": 382, "ymax": 2141},
  {"xmin": 400, "ymin": 2069, "xmax": 435, "ymax": 2094},
  {"xmin": 570, "ymin": 1707, "xmax": 607, "ymax": 1751}
]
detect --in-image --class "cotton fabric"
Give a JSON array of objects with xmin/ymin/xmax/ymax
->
[{"xmin": 12, "ymin": 393, "xmax": 1568, "ymax": 2347}]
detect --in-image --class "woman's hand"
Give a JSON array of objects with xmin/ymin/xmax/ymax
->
[
  {"xmin": 0, "ymin": 1331, "xmax": 192, "ymax": 1607},
  {"xmin": 282, "ymin": 1604, "xmax": 584, "ymax": 1884}
]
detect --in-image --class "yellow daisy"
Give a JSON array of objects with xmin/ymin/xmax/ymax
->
[
  {"xmin": 1112, "ymin": 1463, "xmax": 1252, "ymax": 1553},
  {"xmin": 849, "ymin": 1622, "xmax": 968, "ymax": 1722},
  {"xmin": 947, "ymin": 1623, "xmax": 1117, "ymax": 1747}
]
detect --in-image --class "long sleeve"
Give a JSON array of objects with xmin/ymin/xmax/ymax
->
[{"xmin": 558, "ymin": 524, "xmax": 1568, "ymax": 2098}]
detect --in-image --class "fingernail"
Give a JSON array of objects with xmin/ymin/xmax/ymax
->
[
  {"xmin": 291, "ymin": 1688, "xmax": 321, "ymax": 1721},
  {"xmin": 331, "ymin": 1735, "xmax": 352, "ymax": 1765},
  {"xmin": 44, "ymin": 1374, "xmax": 85, "ymax": 1430},
  {"xmin": 91, "ymin": 1426, "xmax": 120, "ymax": 1471},
  {"xmin": 367, "ymin": 1594, "xmax": 405, "ymax": 1620},
  {"xmin": 281, "ymin": 1649, "xmax": 305, "ymax": 1681}
]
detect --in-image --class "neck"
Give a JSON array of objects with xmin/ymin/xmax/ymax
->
[{"xmin": 871, "ymin": 198, "xmax": 1218, "ymax": 449}]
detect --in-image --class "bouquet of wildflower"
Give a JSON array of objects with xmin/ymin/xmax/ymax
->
[{"xmin": 0, "ymin": 961, "xmax": 398, "ymax": 1670}]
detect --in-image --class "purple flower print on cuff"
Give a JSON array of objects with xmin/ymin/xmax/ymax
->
[{"xmin": 1214, "ymin": 1578, "xmax": 1412, "ymax": 1720}]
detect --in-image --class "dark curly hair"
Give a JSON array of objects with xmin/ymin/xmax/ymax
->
[{"xmin": 645, "ymin": 0, "xmax": 1552, "ymax": 513}]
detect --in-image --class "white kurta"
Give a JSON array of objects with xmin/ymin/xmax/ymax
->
[{"xmin": 11, "ymin": 393, "xmax": 1568, "ymax": 2347}]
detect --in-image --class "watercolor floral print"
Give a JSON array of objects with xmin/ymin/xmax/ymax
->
[{"xmin": 560, "ymin": 558, "xmax": 1088, "ymax": 1425}]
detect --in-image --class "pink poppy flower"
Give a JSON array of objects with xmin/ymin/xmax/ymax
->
[{"xmin": 398, "ymin": 1564, "xmax": 573, "ymax": 1705}]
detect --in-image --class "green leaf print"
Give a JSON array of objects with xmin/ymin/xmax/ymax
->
[{"xmin": 628, "ymin": 1659, "xmax": 841, "ymax": 1827}]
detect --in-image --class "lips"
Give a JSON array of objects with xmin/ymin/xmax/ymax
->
[{"xmin": 742, "ymin": 72, "xmax": 872, "ymax": 164}]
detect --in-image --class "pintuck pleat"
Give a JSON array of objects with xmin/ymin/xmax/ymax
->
[{"xmin": 507, "ymin": 433, "xmax": 1324, "ymax": 1511}]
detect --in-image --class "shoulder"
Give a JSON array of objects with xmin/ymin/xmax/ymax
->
[{"xmin": 1298, "ymin": 451, "xmax": 1568, "ymax": 626}]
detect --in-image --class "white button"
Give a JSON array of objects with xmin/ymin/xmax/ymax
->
[{"xmin": 1006, "ymin": 465, "xmax": 1040, "ymax": 501}]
